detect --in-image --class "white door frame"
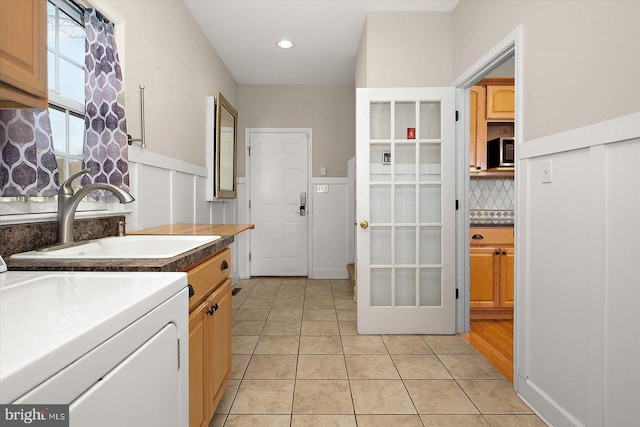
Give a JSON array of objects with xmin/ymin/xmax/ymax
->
[
  {"xmin": 452, "ymin": 22, "xmax": 524, "ymax": 394},
  {"xmin": 244, "ymin": 128, "xmax": 313, "ymax": 277}
]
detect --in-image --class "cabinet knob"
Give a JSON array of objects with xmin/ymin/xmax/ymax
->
[
  {"xmin": 188, "ymin": 284, "xmax": 195, "ymax": 298},
  {"xmin": 495, "ymin": 250, "xmax": 500, "ymax": 255},
  {"xmin": 221, "ymin": 260, "xmax": 229, "ymax": 270},
  {"xmin": 502, "ymin": 251, "xmax": 507, "ymax": 255}
]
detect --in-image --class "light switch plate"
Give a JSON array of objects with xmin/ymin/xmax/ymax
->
[{"xmin": 317, "ymin": 184, "xmax": 329, "ymax": 193}]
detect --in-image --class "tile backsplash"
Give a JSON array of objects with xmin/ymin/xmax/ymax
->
[{"xmin": 469, "ymin": 178, "xmax": 514, "ymax": 225}]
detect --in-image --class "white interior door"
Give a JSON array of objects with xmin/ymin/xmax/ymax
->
[
  {"xmin": 249, "ymin": 130, "xmax": 309, "ymax": 276},
  {"xmin": 356, "ymin": 88, "xmax": 456, "ymax": 334}
]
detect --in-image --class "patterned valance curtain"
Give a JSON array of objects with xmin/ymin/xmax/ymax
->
[
  {"xmin": 0, "ymin": 109, "xmax": 60, "ymax": 197},
  {"xmin": 81, "ymin": 9, "xmax": 129, "ymax": 190}
]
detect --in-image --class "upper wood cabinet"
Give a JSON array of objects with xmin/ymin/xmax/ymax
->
[
  {"xmin": 469, "ymin": 78, "xmax": 514, "ymax": 175},
  {"xmin": 486, "ymin": 85, "xmax": 515, "ymax": 120},
  {"xmin": 0, "ymin": 0, "xmax": 48, "ymax": 109}
]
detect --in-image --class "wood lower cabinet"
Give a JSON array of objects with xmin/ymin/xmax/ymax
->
[
  {"xmin": 470, "ymin": 228, "xmax": 514, "ymax": 319},
  {"xmin": 187, "ymin": 249, "xmax": 232, "ymax": 427},
  {"xmin": 0, "ymin": 0, "xmax": 48, "ymax": 108}
]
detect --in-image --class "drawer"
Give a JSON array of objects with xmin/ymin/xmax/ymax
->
[
  {"xmin": 187, "ymin": 248, "xmax": 231, "ymax": 311},
  {"xmin": 470, "ymin": 227, "xmax": 514, "ymax": 246}
]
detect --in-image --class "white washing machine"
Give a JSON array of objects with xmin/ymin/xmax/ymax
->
[{"xmin": 0, "ymin": 259, "xmax": 189, "ymax": 427}]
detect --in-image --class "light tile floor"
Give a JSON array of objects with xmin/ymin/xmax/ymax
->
[{"xmin": 210, "ymin": 278, "xmax": 547, "ymax": 427}]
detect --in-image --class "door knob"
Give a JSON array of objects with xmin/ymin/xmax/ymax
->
[{"xmin": 360, "ymin": 220, "xmax": 369, "ymax": 229}]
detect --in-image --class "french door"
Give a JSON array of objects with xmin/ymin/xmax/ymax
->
[{"xmin": 356, "ymin": 88, "xmax": 456, "ymax": 334}]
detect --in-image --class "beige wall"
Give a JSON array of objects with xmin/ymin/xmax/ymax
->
[
  {"xmin": 106, "ymin": 0, "xmax": 237, "ymax": 166},
  {"xmin": 361, "ymin": 12, "xmax": 453, "ymax": 87},
  {"xmin": 453, "ymin": 0, "xmax": 640, "ymax": 141},
  {"xmin": 237, "ymin": 85, "xmax": 356, "ymax": 177},
  {"xmin": 355, "ymin": 21, "xmax": 368, "ymax": 88}
]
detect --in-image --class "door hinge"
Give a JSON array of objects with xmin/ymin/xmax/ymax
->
[
  {"xmin": 455, "ymin": 110, "xmax": 460, "ymax": 122},
  {"xmin": 455, "ymin": 199, "xmax": 459, "ymax": 210},
  {"xmin": 248, "ymin": 200, "xmax": 251, "ymax": 209},
  {"xmin": 456, "ymin": 288, "xmax": 459, "ymax": 299},
  {"xmin": 248, "ymin": 146, "xmax": 251, "ymax": 156},
  {"xmin": 249, "ymin": 253, "xmax": 251, "ymax": 262},
  {"xmin": 177, "ymin": 339, "xmax": 181, "ymax": 369}
]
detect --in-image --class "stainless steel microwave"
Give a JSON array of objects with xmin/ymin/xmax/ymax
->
[{"xmin": 487, "ymin": 137, "xmax": 515, "ymax": 168}]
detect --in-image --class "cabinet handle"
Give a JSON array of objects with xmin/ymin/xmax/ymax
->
[
  {"xmin": 188, "ymin": 284, "xmax": 195, "ymax": 298},
  {"xmin": 472, "ymin": 234, "xmax": 484, "ymax": 240},
  {"xmin": 221, "ymin": 260, "xmax": 229, "ymax": 270},
  {"xmin": 207, "ymin": 303, "xmax": 219, "ymax": 316},
  {"xmin": 495, "ymin": 250, "xmax": 500, "ymax": 255},
  {"xmin": 502, "ymin": 251, "xmax": 507, "ymax": 255}
]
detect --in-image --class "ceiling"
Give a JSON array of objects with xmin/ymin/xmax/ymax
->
[{"xmin": 182, "ymin": 0, "xmax": 459, "ymax": 86}]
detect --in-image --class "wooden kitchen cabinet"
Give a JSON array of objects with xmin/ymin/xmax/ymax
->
[
  {"xmin": 187, "ymin": 249, "xmax": 232, "ymax": 427},
  {"xmin": 0, "ymin": 0, "xmax": 48, "ymax": 109},
  {"xmin": 469, "ymin": 78, "xmax": 514, "ymax": 175},
  {"xmin": 470, "ymin": 228, "xmax": 513, "ymax": 319},
  {"xmin": 486, "ymin": 85, "xmax": 515, "ymax": 120}
]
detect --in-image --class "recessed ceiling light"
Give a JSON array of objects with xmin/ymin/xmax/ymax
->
[{"xmin": 276, "ymin": 39, "xmax": 295, "ymax": 49}]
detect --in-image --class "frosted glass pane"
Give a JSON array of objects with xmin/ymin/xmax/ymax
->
[
  {"xmin": 394, "ymin": 185, "xmax": 415, "ymax": 223},
  {"xmin": 420, "ymin": 227, "xmax": 442, "ymax": 265},
  {"xmin": 420, "ymin": 269, "xmax": 442, "ymax": 306},
  {"xmin": 370, "ymin": 186, "xmax": 391, "ymax": 223},
  {"xmin": 371, "ymin": 227, "xmax": 391, "ymax": 265},
  {"xmin": 395, "ymin": 102, "xmax": 416, "ymax": 140},
  {"xmin": 419, "ymin": 185, "xmax": 441, "ymax": 223},
  {"xmin": 395, "ymin": 269, "xmax": 416, "ymax": 306},
  {"xmin": 395, "ymin": 143, "xmax": 416, "ymax": 181},
  {"xmin": 395, "ymin": 227, "xmax": 415, "ymax": 265},
  {"xmin": 370, "ymin": 102, "xmax": 391, "ymax": 139},
  {"xmin": 371, "ymin": 269, "xmax": 391, "ymax": 306},
  {"xmin": 420, "ymin": 102, "xmax": 441, "ymax": 139},
  {"xmin": 370, "ymin": 144, "xmax": 391, "ymax": 182},
  {"xmin": 420, "ymin": 143, "xmax": 441, "ymax": 181}
]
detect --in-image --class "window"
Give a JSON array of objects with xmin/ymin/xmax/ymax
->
[{"xmin": 47, "ymin": 0, "xmax": 85, "ymax": 188}]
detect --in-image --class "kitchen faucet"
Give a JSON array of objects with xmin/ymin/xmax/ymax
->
[{"xmin": 56, "ymin": 168, "xmax": 135, "ymax": 246}]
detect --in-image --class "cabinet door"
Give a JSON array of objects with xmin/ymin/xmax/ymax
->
[
  {"xmin": 499, "ymin": 247, "xmax": 515, "ymax": 308},
  {"xmin": 206, "ymin": 279, "xmax": 232, "ymax": 415},
  {"xmin": 188, "ymin": 302, "xmax": 208, "ymax": 427},
  {"xmin": 470, "ymin": 247, "xmax": 500, "ymax": 308},
  {"xmin": 0, "ymin": 0, "xmax": 47, "ymax": 108},
  {"xmin": 486, "ymin": 86, "xmax": 515, "ymax": 120}
]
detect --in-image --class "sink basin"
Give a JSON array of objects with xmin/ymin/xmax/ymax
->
[{"xmin": 10, "ymin": 235, "xmax": 221, "ymax": 259}]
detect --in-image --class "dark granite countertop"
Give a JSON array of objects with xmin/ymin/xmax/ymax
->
[
  {"xmin": 6, "ymin": 235, "xmax": 234, "ymax": 272},
  {"xmin": 470, "ymin": 223, "xmax": 514, "ymax": 228}
]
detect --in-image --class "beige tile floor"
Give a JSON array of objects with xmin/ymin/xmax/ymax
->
[{"xmin": 210, "ymin": 278, "xmax": 547, "ymax": 427}]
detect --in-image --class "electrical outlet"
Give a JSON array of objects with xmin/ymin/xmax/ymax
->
[
  {"xmin": 316, "ymin": 185, "xmax": 329, "ymax": 193},
  {"xmin": 542, "ymin": 160, "xmax": 552, "ymax": 183}
]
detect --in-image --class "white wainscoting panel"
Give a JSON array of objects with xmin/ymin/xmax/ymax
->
[
  {"xmin": 310, "ymin": 178, "xmax": 349, "ymax": 279},
  {"xmin": 128, "ymin": 147, "xmax": 245, "ymax": 283},
  {"xmin": 516, "ymin": 112, "xmax": 640, "ymax": 427},
  {"xmin": 172, "ymin": 171, "xmax": 195, "ymax": 224}
]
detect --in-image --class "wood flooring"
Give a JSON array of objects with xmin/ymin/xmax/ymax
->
[{"xmin": 461, "ymin": 319, "xmax": 514, "ymax": 383}]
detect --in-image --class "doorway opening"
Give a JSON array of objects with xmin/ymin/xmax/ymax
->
[{"xmin": 452, "ymin": 27, "xmax": 523, "ymax": 384}]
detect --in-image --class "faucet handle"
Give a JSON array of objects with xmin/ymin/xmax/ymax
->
[{"xmin": 60, "ymin": 168, "xmax": 91, "ymax": 195}]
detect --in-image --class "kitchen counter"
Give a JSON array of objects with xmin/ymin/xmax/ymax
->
[
  {"xmin": 6, "ymin": 223, "xmax": 253, "ymax": 272},
  {"xmin": 132, "ymin": 223, "xmax": 254, "ymax": 236}
]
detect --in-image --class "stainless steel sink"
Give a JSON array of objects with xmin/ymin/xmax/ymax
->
[{"xmin": 10, "ymin": 235, "xmax": 221, "ymax": 259}]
